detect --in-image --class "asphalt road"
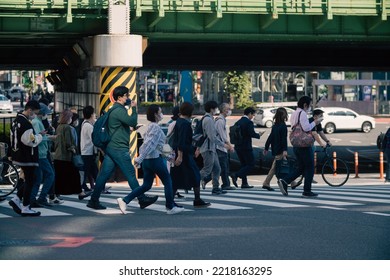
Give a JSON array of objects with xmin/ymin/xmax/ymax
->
[{"xmin": 1, "ymin": 177, "xmax": 389, "ymax": 260}]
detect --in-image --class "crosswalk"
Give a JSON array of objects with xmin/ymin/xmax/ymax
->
[{"xmin": 0, "ymin": 185, "xmax": 390, "ymax": 218}]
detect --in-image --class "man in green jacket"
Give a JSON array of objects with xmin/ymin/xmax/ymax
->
[{"xmin": 87, "ymin": 86, "xmax": 158, "ymax": 210}]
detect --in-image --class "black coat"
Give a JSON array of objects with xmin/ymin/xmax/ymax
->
[
  {"xmin": 11, "ymin": 113, "xmax": 40, "ymax": 167},
  {"xmin": 170, "ymin": 118, "xmax": 200, "ymax": 190},
  {"xmin": 234, "ymin": 116, "xmax": 260, "ymax": 151}
]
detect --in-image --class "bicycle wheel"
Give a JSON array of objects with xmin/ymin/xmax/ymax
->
[
  {"xmin": 0, "ymin": 161, "xmax": 19, "ymax": 198},
  {"xmin": 321, "ymin": 158, "xmax": 349, "ymax": 187}
]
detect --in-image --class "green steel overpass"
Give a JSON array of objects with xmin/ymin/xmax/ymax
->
[{"xmin": 0, "ymin": 0, "xmax": 389, "ymax": 70}]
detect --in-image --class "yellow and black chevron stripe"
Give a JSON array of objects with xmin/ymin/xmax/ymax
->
[{"xmin": 100, "ymin": 67, "xmax": 138, "ymax": 162}]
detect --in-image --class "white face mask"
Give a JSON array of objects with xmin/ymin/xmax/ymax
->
[
  {"xmin": 214, "ymin": 108, "xmax": 220, "ymax": 115},
  {"xmin": 73, "ymin": 120, "xmax": 79, "ymax": 127},
  {"xmin": 42, "ymin": 115, "xmax": 48, "ymax": 120},
  {"xmin": 29, "ymin": 113, "xmax": 36, "ymax": 120},
  {"xmin": 227, "ymin": 110, "xmax": 232, "ymax": 116}
]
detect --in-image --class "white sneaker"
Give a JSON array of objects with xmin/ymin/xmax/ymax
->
[
  {"xmin": 12, "ymin": 196, "xmax": 21, "ymax": 208},
  {"xmin": 117, "ymin": 198, "xmax": 127, "ymax": 214},
  {"xmin": 9, "ymin": 196, "xmax": 22, "ymax": 214},
  {"xmin": 166, "ymin": 206, "xmax": 185, "ymax": 215},
  {"xmin": 21, "ymin": 205, "xmax": 41, "ymax": 216}
]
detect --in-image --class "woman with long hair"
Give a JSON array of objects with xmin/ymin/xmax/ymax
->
[
  {"xmin": 262, "ymin": 107, "xmax": 289, "ymax": 191},
  {"xmin": 116, "ymin": 105, "xmax": 184, "ymax": 215},
  {"xmin": 53, "ymin": 109, "xmax": 90, "ymax": 200}
]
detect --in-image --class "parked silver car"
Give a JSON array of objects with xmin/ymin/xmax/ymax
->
[
  {"xmin": 0, "ymin": 94, "xmax": 13, "ymax": 113},
  {"xmin": 253, "ymin": 107, "xmax": 295, "ymax": 128}
]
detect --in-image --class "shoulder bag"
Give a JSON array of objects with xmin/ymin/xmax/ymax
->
[{"xmin": 289, "ymin": 111, "xmax": 315, "ymax": 147}]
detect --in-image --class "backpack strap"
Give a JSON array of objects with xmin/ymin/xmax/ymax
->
[{"xmin": 106, "ymin": 106, "xmax": 122, "ymax": 137}]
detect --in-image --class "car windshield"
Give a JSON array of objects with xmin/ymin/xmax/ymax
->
[{"xmin": 0, "ymin": 95, "xmax": 8, "ymax": 101}]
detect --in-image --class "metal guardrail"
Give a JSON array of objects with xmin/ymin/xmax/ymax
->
[{"xmin": 0, "ymin": 0, "xmax": 388, "ymax": 18}]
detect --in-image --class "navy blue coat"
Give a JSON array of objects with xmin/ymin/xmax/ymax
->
[{"xmin": 234, "ymin": 116, "xmax": 260, "ymax": 151}]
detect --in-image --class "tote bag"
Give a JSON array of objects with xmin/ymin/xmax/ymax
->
[
  {"xmin": 289, "ymin": 112, "xmax": 314, "ymax": 147},
  {"xmin": 72, "ymin": 154, "xmax": 84, "ymax": 170}
]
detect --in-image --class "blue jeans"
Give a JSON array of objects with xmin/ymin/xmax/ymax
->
[
  {"xmin": 123, "ymin": 157, "xmax": 174, "ymax": 209},
  {"xmin": 81, "ymin": 154, "xmax": 98, "ymax": 190},
  {"xmin": 31, "ymin": 158, "xmax": 55, "ymax": 201},
  {"xmin": 284, "ymin": 147, "xmax": 314, "ymax": 193},
  {"xmin": 217, "ymin": 150, "xmax": 231, "ymax": 188},
  {"xmin": 91, "ymin": 147, "xmax": 146, "ymax": 201}
]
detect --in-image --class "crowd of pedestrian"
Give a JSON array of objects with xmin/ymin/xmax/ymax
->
[{"xmin": 7, "ymin": 87, "xmax": 327, "ymax": 217}]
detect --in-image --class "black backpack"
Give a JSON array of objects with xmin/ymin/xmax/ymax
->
[
  {"xmin": 377, "ymin": 132, "xmax": 387, "ymax": 151},
  {"xmin": 91, "ymin": 107, "xmax": 118, "ymax": 151},
  {"xmin": 192, "ymin": 115, "xmax": 210, "ymax": 147},
  {"xmin": 166, "ymin": 123, "xmax": 176, "ymax": 148},
  {"xmin": 229, "ymin": 121, "xmax": 243, "ymax": 145}
]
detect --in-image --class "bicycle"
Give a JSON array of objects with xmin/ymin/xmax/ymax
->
[
  {"xmin": 0, "ymin": 142, "xmax": 20, "ymax": 198},
  {"xmin": 315, "ymin": 144, "xmax": 350, "ymax": 187},
  {"xmin": 280, "ymin": 145, "xmax": 349, "ymax": 188}
]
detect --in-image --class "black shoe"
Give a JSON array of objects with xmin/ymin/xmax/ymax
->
[
  {"xmin": 302, "ymin": 192, "xmax": 319, "ymax": 198},
  {"xmin": 211, "ymin": 188, "xmax": 227, "ymax": 195},
  {"xmin": 175, "ymin": 192, "xmax": 184, "ymax": 199},
  {"xmin": 138, "ymin": 195, "xmax": 158, "ymax": 209},
  {"xmin": 221, "ymin": 186, "xmax": 237, "ymax": 190},
  {"xmin": 193, "ymin": 199, "xmax": 211, "ymax": 208},
  {"xmin": 30, "ymin": 200, "xmax": 44, "ymax": 208},
  {"xmin": 79, "ymin": 191, "xmax": 92, "ymax": 200},
  {"xmin": 262, "ymin": 186, "xmax": 275, "ymax": 191},
  {"xmin": 277, "ymin": 179, "xmax": 288, "ymax": 196},
  {"xmin": 230, "ymin": 174, "xmax": 238, "ymax": 188},
  {"xmin": 36, "ymin": 199, "xmax": 53, "ymax": 207},
  {"xmin": 241, "ymin": 185, "xmax": 254, "ymax": 189},
  {"xmin": 87, "ymin": 200, "xmax": 107, "ymax": 210},
  {"xmin": 103, "ymin": 186, "xmax": 112, "ymax": 194},
  {"xmin": 291, "ymin": 180, "xmax": 302, "ymax": 190}
]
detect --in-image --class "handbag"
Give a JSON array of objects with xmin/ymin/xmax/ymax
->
[
  {"xmin": 160, "ymin": 143, "xmax": 174, "ymax": 158},
  {"xmin": 275, "ymin": 158, "xmax": 290, "ymax": 179},
  {"xmin": 289, "ymin": 112, "xmax": 314, "ymax": 147},
  {"xmin": 72, "ymin": 154, "xmax": 84, "ymax": 170}
]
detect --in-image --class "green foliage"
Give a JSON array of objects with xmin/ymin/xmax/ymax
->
[
  {"xmin": 345, "ymin": 72, "xmax": 358, "ymax": 80},
  {"xmin": 223, "ymin": 71, "xmax": 254, "ymax": 109},
  {"xmin": 0, "ymin": 123, "xmax": 11, "ymax": 141}
]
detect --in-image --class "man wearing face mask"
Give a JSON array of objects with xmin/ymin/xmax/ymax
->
[
  {"xmin": 9, "ymin": 100, "xmax": 45, "ymax": 216},
  {"xmin": 277, "ymin": 96, "xmax": 323, "ymax": 198},
  {"xmin": 215, "ymin": 103, "xmax": 235, "ymax": 191},
  {"xmin": 86, "ymin": 86, "xmax": 158, "ymax": 210},
  {"xmin": 197, "ymin": 100, "xmax": 228, "ymax": 195},
  {"xmin": 30, "ymin": 103, "xmax": 56, "ymax": 207}
]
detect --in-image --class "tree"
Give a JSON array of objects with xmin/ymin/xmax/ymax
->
[{"xmin": 223, "ymin": 71, "xmax": 254, "ymax": 109}]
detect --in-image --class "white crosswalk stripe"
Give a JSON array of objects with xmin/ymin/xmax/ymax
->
[{"xmin": 0, "ymin": 185, "xmax": 389, "ymax": 218}]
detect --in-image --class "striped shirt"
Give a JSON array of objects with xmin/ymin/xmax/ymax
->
[{"xmin": 137, "ymin": 122, "xmax": 166, "ymax": 163}]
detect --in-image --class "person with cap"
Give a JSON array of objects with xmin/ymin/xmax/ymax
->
[{"xmin": 30, "ymin": 103, "xmax": 56, "ymax": 207}]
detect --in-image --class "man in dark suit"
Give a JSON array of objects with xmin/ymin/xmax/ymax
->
[{"xmin": 231, "ymin": 107, "xmax": 264, "ymax": 188}]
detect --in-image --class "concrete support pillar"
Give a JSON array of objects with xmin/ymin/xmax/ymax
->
[
  {"xmin": 99, "ymin": 66, "xmax": 138, "ymax": 160},
  {"xmin": 92, "ymin": 0, "xmax": 143, "ymax": 167}
]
